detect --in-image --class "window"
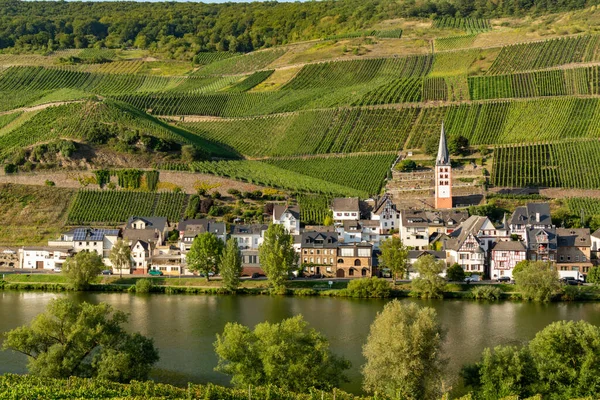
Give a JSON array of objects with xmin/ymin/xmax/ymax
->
[
  {"xmin": 567, "ymin": 256, "xmax": 571, "ymax": 261},
  {"xmin": 583, "ymin": 256, "xmax": 587, "ymax": 262},
  {"xmin": 326, "ymin": 267, "xmax": 332, "ymax": 272},
  {"xmin": 329, "ymin": 258, "xmax": 333, "ymax": 264},
  {"xmin": 316, "ymin": 258, "xmax": 321, "ymax": 264},
  {"xmin": 340, "ymin": 248, "xmax": 353, "ymax": 257},
  {"xmin": 560, "ymin": 255, "xmax": 564, "ymax": 261},
  {"xmin": 575, "ymin": 256, "xmax": 579, "ymax": 262},
  {"xmin": 358, "ymin": 248, "xmax": 370, "ymax": 257},
  {"xmin": 344, "ymin": 213, "xmax": 349, "ymax": 216},
  {"xmin": 349, "ymin": 269, "xmax": 354, "ymax": 276},
  {"xmin": 316, "ymin": 250, "xmax": 320, "ymax": 255}
]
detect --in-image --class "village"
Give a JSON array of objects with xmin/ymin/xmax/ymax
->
[{"xmin": 0, "ymin": 126, "xmax": 595, "ymax": 284}]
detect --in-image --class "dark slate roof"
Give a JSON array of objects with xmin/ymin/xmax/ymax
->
[
  {"xmin": 178, "ymin": 219, "xmax": 226, "ymax": 236},
  {"xmin": 491, "ymin": 241, "xmax": 526, "ymax": 252},
  {"xmin": 131, "ymin": 240, "xmax": 150, "ymax": 251},
  {"xmin": 436, "ymin": 122, "xmax": 450, "ymax": 166},
  {"xmin": 231, "ymin": 224, "xmax": 269, "ymax": 235},
  {"xmin": 273, "ymin": 205, "xmax": 300, "ymax": 220},
  {"xmin": 300, "ymin": 231, "xmax": 338, "ymax": 248},
  {"xmin": 556, "ymin": 228, "xmax": 591, "ymax": 247},
  {"xmin": 509, "ymin": 203, "xmax": 552, "ymax": 226},
  {"xmin": 331, "ymin": 197, "xmax": 360, "ymax": 212},
  {"xmin": 408, "ymin": 250, "xmax": 446, "ymax": 260},
  {"xmin": 372, "ymin": 194, "xmax": 396, "ymax": 215},
  {"xmin": 127, "ymin": 217, "xmax": 168, "ymax": 232},
  {"xmin": 525, "ymin": 227, "xmax": 557, "ymax": 251},
  {"xmin": 72, "ymin": 228, "xmax": 120, "ymax": 241},
  {"xmin": 444, "ymin": 216, "xmax": 489, "ymax": 251},
  {"xmin": 401, "ymin": 209, "xmax": 468, "ymax": 227},
  {"xmin": 123, "ymin": 229, "xmax": 161, "ymax": 243}
]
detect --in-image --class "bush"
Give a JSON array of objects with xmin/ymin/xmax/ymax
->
[
  {"xmin": 561, "ymin": 285, "xmax": 583, "ymax": 301},
  {"xmin": 135, "ymin": 278, "xmax": 154, "ymax": 294},
  {"xmin": 447, "ymin": 263, "xmax": 465, "ymax": 282},
  {"xmin": 44, "ymin": 180, "xmax": 56, "ymax": 186},
  {"xmin": 396, "ymin": 159, "xmax": 417, "ymax": 172},
  {"xmin": 471, "ymin": 285, "xmax": 503, "ymax": 300},
  {"xmin": 346, "ymin": 277, "xmax": 391, "ymax": 298},
  {"xmin": 4, "ymin": 164, "xmax": 17, "ymax": 174},
  {"xmin": 294, "ymin": 288, "xmax": 318, "ymax": 296}
]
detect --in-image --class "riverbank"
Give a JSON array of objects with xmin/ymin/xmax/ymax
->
[{"xmin": 1, "ymin": 273, "xmax": 598, "ymax": 301}]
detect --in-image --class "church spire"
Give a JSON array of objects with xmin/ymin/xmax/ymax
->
[{"xmin": 436, "ymin": 122, "xmax": 450, "ymax": 166}]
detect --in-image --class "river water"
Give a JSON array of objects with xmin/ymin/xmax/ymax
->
[{"xmin": 2, "ymin": 291, "xmax": 600, "ymax": 394}]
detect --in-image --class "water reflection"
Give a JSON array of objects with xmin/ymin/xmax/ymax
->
[{"xmin": 1, "ymin": 292, "xmax": 600, "ymax": 394}]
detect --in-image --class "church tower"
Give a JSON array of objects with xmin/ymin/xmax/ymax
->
[{"xmin": 434, "ymin": 123, "xmax": 452, "ymax": 209}]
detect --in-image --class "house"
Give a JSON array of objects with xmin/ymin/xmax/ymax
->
[
  {"xmin": 178, "ymin": 219, "xmax": 227, "ymax": 253},
  {"xmin": 490, "ymin": 241, "xmax": 527, "ymax": 280},
  {"xmin": 150, "ymin": 247, "xmax": 184, "ymax": 276},
  {"xmin": 556, "ymin": 228, "xmax": 592, "ymax": 280},
  {"xmin": 370, "ymin": 194, "xmax": 401, "ymax": 234},
  {"xmin": 300, "ymin": 231, "xmax": 338, "ymax": 277},
  {"xmin": 0, "ymin": 249, "xmax": 18, "ymax": 269},
  {"xmin": 525, "ymin": 227, "xmax": 557, "ymax": 263},
  {"xmin": 336, "ymin": 243, "xmax": 374, "ymax": 278},
  {"xmin": 331, "ymin": 198, "xmax": 360, "ymax": 222},
  {"xmin": 407, "ymin": 250, "xmax": 447, "ymax": 280},
  {"xmin": 19, "ymin": 247, "xmax": 74, "ymax": 270},
  {"xmin": 444, "ymin": 216, "xmax": 498, "ymax": 275},
  {"xmin": 48, "ymin": 228, "xmax": 120, "ymax": 266},
  {"xmin": 124, "ymin": 217, "xmax": 168, "ymax": 246},
  {"xmin": 129, "ymin": 240, "xmax": 152, "ymax": 275},
  {"xmin": 230, "ymin": 224, "xmax": 269, "ymax": 276},
  {"xmin": 399, "ymin": 209, "xmax": 468, "ymax": 250},
  {"xmin": 273, "ymin": 205, "xmax": 300, "ymax": 235},
  {"xmin": 509, "ymin": 203, "xmax": 553, "ymax": 240},
  {"xmin": 337, "ymin": 220, "xmax": 382, "ymax": 248}
]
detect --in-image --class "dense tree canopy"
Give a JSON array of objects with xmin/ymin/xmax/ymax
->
[
  {"xmin": 2, "ymin": 298, "xmax": 159, "ymax": 383},
  {"xmin": 214, "ymin": 315, "xmax": 350, "ymax": 392},
  {"xmin": 0, "ymin": 0, "xmax": 598, "ymax": 56}
]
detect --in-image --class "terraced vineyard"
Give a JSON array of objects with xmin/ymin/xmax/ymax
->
[
  {"xmin": 297, "ymin": 194, "xmax": 331, "ymax": 225},
  {"xmin": 491, "ymin": 140, "xmax": 600, "ymax": 189},
  {"xmin": 67, "ymin": 190, "xmax": 188, "ymax": 224},
  {"xmin": 433, "ymin": 17, "xmax": 491, "ymax": 32},
  {"xmin": 566, "ymin": 197, "xmax": 600, "ymax": 218},
  {"xmin": 4, "ymin": 14, "xmax": 600, "ymax": 195}
]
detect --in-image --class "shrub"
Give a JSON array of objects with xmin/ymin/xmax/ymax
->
[
  {"xmin": 561, "ymin": 285, "xmax": 583, "ymax": 301},
  {"xmin": 346, "ymin": 277, "xmax": 391, "ymax": 298},
  {"xmin": 44, "ymin": 180, "xmax": 55, "ymax": 186},
  {"xmin": 135, "ymin": 278, "xmax": 154, "ymax": 294},
  {"xmin": 294, "ymin": 288, "xmax": 318, "ymax": 296},
  {"xmin": 4, "ymin": 164, "xmax": 17, "ymax": 174},
  {"xmin": 396, "ymin": 159, "xmax": 417, "ymax": 172},
  {"xmin": 471, "ymin": 285, "xmax": 503, "ymax": 300},
  {"xmin": 447, "ymin": 263, "xmax": 466, "ymax": 282}
]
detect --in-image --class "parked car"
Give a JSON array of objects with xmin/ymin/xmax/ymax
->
[
  {"xmin": 566, "ymin": 279, "xmax": 583, "ymax": 286},
  {"xmin": 101, "ymin": 270, "xmax": 113, "ymax": 275},
  {"xmin": 497, "ymin": 276, "xmax": 511, "ymax": 283},
  {"xmin": 149, "ymin": 269, "xmax": 163, "ymax": 276},
  {"xmin": 464, "ymin": 275, "xmax": 480, "ymax": 283},
  {"xmin": 53, "ymin": 267, "xmax": 62, "ymax": 273},
  {"xmin": 251, "ymin": 272, "xmax": 261, "ymax": 279}
]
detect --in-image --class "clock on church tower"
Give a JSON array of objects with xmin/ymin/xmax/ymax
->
[{"xmin": 434, "ymin": 123, "xmax": 453, "ymax": 209}]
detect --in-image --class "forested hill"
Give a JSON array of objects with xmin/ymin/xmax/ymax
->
[{"xmin": 0, "ymin": 0, "xmax": 599, "ymax": 56}]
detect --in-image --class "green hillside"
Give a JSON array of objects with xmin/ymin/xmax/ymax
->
[{"xmin": 5, "ymin": 5, "xmax": 600, "ymax": 197}]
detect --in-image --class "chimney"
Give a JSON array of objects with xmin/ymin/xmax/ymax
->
[{"xmin": 536, "ymin": 213, "xmax": 540, "ymax": 223}]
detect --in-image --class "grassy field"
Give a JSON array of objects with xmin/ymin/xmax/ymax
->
[{"xmin": 0, "ymin": 184, "xmax": 74, "ymax": 246}]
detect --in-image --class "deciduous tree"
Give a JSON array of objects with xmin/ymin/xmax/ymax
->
[
  {"xmin": 446, "ymin": 263, "xmax": 466, "ymax": 282},
  {"xmin": 513, "ymin": 261, "xmax": 560, "ymax": 302},
  {"xmin": 411, "ymin": 254, "xmax": 447, "ymax": 298},
  {"xmin": 2, "ymin": 298, "xmax": 159, "ymax": 383},
  {"xmin": 258, "ymin": 223, "xmax": 296, "ymax": 289},
  {"xmin": 186, "ymin": 232, "xmax": 224, "ymax": 281},
  {"xmin": 63, "ymin": 251, "xmax": 104, "ymax": 290},
  {"xmin": 214, "ymin": 315, "xmax": 350, "ymax": 392},
  {"xmin": 378, "ymin": 236, "xmax": 409, "ymax": 281},
  {"xmin": 362, "ymin": 300, "xmax": 445, "ymax": 399},
  {"xmin": 220, "ymin": 238, "xmax": 242, "ymax": 291},
  {"xmin": 109, "ymin": 238, "xmax": 131, "ymax": 278}
]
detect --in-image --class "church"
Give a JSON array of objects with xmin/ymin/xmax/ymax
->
[{"xmin": 434, "ymin": 123, "xmax": 452, "ymax": 209}]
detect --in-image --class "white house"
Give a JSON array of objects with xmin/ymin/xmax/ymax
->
[
  {"xmin": 444, "ymin": 216, "xmax": 499, "ymax": 275},
  {"xmin": 48, "ymin": 228, "xmax": 120, "ymax": 266},
  {"xmin": 331, "ymin": 198, "xmax": 360, "ymax": 222},
  {"xmin": 399, "ymin": 209, "xmax": 469, "ymax": 250},
  {"xmin": 337, "ymin": 220, "xmax": 382, "ymax": 249},
  {"xmin": 273, "ymin": 205, "xmax": 300, "ymax": 235},
  {"xmin": 371, "ymin": 194, "xmax": 401, "ymax": 234},
  {"xmin": 490, "ymin": 241, "xmax": 527, "ymax": 280},
  {"xmin": 178, "ymin": 219, "xmax": 227, "ymax": 253},
  {"xmin": 231, "ymin": 224, "xmax": 269, "ymax": 276},
  {"xmin": 124, "ymin": 217, "xmax": 168, "ymax": 246},
  {"xmin": 19, "ymin": 247, "xmax": 74, "ymax": 270}
]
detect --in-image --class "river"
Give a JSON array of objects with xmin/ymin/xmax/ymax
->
[{"xmin": 1, "ymin": 291, "xmax": 600, "ymax": 394}]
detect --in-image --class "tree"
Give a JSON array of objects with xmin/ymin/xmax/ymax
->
[
  {"xmin": 378, "ymin": 236, "xmax": 409, "ymax": 281},
  {"xmin": 362, "ymin": 300, "xmax": 445, "ymax": 399},
  {"xmin": 323, "ymin": 213, "xmax": 334, "ymax": 226},
  {"xmin": 186, "ymin": 232, "xmax": 224, "ymax": 281},
  {"xmin": 220, "ymin": 238, "xmax": 242, "ymax": 291},
  {"xmin": 63, "ymin": 251, "xmax": 104, "ymax": 290},
  {"xmin": 446, "ymin": 263, "xmax": 466, "ymax": 282},
  {"xmin": 109, "ymin": 238, "xmax": 131, "ymax": 278},
  {"xmin": 411, "ymin": 254, "xmax": 447, "ymax": 299},
  {"xmin": 513, "ymin": 261, "xmax": 560, "ymax": 302},
  {"xmin": 2, "ymin": 298, "xmax": 159, "ymax": 382},
  {"xmin": 214, "ymin": 315, "xmax": 350, "ymax": 392},
  {"xmin": 462, "ymin": 345, "xmax": 537, "ymax": 399},
  {"xmin": 587, "ymin": 266, "xmax": 600, "ymax": 284},
  {"xmin": 258, "ymin": 223, "xmax": 296, "ymax": 289},
  {"xmin": 448, "ymin": 135, "xmax": 469, "ymax": 156},
  {"xmin": 396, "ymin": 159, "xmax": 417, "ymax": 172},
  {"xmin": 529, "ymin": 320, "xmax": 600, "ymax": 398}
]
